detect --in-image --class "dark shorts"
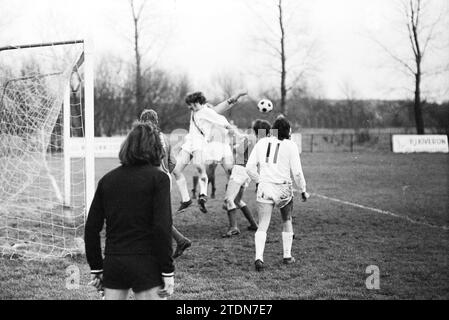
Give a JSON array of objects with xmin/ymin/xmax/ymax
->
[{"xmin": 103, "ymin": 255, "xmax": 163, "ymax": 293}]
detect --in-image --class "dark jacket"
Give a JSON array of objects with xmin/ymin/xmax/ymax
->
[
  {"xmin": 84, "ymin": 164, "xmax": 174, "ymax": 275},
  {"xmin": 160, "ymin": 133, "xmax": 176, "ymax": 173}
]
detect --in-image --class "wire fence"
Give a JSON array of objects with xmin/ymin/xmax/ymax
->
[
  {"xmin": 47, "ymin": 131, "xmax": 449, "ymax": 155},
  {"xmin": 300, "ymin": 133, "xmax": 394, "ymax": 153}
]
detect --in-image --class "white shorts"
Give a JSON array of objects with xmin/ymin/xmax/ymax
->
[
  {"xmin": 179, "ymin": 136, "xmax": 207, "ymax": 165},
  {"xmin": 181, "ymin": 137, "xmax": 206, "ymax": 154},
  {"xmin": 203, "ymin": 141, "xmax": 233, "ymax": 163},
  {"xmin": 257, "ymin": 182, "xmax": 293, "ymax": 208},
  {"xmin": 229, "ymin": 165, "xmax": 250, "ymax": 187},
  {"xmin": 224, "ymin": 178, "xmax": 247, "ymax": 210}
]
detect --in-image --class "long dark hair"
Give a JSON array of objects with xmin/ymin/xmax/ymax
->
[{"xmin": 119, "ymin": 121, "xmax": 165, "ymax": 166}]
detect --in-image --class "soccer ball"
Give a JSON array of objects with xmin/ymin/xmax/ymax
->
[{"xmin": 257, "ymin": 99, "xmax": 273, "ymax": 113}]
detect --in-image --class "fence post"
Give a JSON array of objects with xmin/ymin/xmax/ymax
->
[
  {"xmin": 390, "ymin": 133, "xmax": 393, "ymax": 152},
  {"xmin": 350, "ymin": 134, "xmax": 354, "ymax": 152},
  {"xmin": 310, "ymin": 134, "xmax": 314, "ymax": 153}
]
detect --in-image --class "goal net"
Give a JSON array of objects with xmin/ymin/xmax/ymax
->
[{"xmin": 0, "ymin": 40, "xmax": 95, "ymax": 259}]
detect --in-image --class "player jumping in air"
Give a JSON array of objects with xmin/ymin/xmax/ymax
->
[
  {"xmin": 191, "ymin": 117, "xmax": 239, "ymax": 199},
  {"xmin": 172, "ymin": 90, "xmax": 247, "ymax": 213},
  {"xmin": 221, "ymin": 119, "xmax": 271, "ymax": 237},
  {"xmin": 246, "ymin": 115, "xmax": 309, "ymax": 272}
]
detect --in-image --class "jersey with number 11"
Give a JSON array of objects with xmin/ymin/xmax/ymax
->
[{"xmin": 246, "ymin": 136, "xmax": 306, "ymax": 192}]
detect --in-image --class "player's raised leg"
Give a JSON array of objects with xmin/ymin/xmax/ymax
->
[
  {"xmin": 196, "ymin": 165, "xmax": 208, "ymax": 196},
  {"xmin": 191, "ymin": 174, "xmax": 199, "ymax": 199},
  {"xmin": 173, "ymin": 150, "xmax": 193, "ymax": 212},
  {"xmin": 223, "ymin": 179, "xmax": 243, "ymax": 237},
  {"xmin": 191, "ymin": 150, "xmax": 209, "ymax": 213},
  {"xmin": 196, "ymin": 163, "xmax": 208, "ymax": 213},
  {"xmin": 206, "ymin": 162, "xmax": 217, "ymax": 199}
]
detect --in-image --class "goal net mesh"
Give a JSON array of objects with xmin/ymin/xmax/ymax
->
[{"xmin": 0, "ymin": 42, "xmax": 88, "ymax": 259}]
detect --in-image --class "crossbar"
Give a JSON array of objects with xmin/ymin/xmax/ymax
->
[{"xmin": 0, "ymin": 40, "xmax": 84, "ymax": 52}]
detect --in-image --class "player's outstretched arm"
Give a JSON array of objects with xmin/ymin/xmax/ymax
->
[{"xmin": 212, "ymin": 89, "xmax": 248, "ymax": 114}]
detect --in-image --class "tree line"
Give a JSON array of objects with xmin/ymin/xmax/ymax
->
[{"xmin": 2, "ymin": 0, "xmax": 448, "ymax": 137}]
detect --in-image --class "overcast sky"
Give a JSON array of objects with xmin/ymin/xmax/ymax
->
[{"xmin": 1, "ymin": 0, "xmax": 448, "ymax": 102}]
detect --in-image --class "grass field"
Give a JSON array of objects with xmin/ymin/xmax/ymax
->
[{"xmin": 1, "ymin": 152, "xmax": 448, "ymax": 299}]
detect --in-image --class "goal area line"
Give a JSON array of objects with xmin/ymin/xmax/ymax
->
[{"xmin": 311, "ymin": 193, "xmax": 449, "ymax": 231}]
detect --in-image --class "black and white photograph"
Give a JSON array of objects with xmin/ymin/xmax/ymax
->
[{"xmin": 0, "ymin": 0, "xmax": 448, "ymax": 303}]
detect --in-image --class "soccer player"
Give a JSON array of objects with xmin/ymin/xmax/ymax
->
[
  {"xmin": 85, "ymin": 122, "xmax": 174, "ymax": 300},
  {"xmin": 140, "ymin": 109, "xmax": 192, "ymax": 259},
  {"xmin": 172, "ymin": 90, "xmax": 247, "ymax": 213},
  {"xmin": 222, "ymin": 119, "xmax": 271, "ymax": 237},
  {"xmin": 191, "ymin": 115, "xmax": 239, "ymax": 200},
  {"xmin": 246, "ymin": 115, "xmax": 309, "ymax": 272}
]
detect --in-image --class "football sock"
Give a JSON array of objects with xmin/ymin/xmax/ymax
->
[
  {"xmin": 227, "ymin": 209, "xmax": 238, "ymax": 229},
  {"xmin": 240, "ymin": 206, "xmax": 257, "ymax": 228},
  {"xmin": 209, "ymin": 177, "xmax": 215, "ymax": 195},
  {"xmin": 282, "ymin": 232, "xmax": 294, "ymax": 258},
  {"xmin": 255, "ymin": 231, "xmax": 267, "ymax": 262},
  {"xmin": 176, "ymin": 175, "xmax": 190, "ymax": 202},
  {"xmin": 192, "ymin": 176, "xmax": 199, "ymax": 193},
  {"xmin": 198, "ymin": 172, "xmax": 208, "ymax": 196}
]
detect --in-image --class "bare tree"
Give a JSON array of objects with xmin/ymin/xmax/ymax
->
[
  {"xmin": 340, "ymin": 80, "xmax": 359, "ymax": 131},
  {"xmin": 129, "ymin": 0, "xmax": 145, "ymax": 114},
  {"xmin": 247, "ymin": 0, "xmax": 319, "ymax": 115},
  {"xmin": 125, "ymin": 0, "xmax": 175, "ymax": 117},
  {"xmin": 94, "ymin": 52, "xmax": 192, "ymax": 135},
  {"xmin": 372, "ymin": 0, "xmax": 449, "ymax": 134},
  {"xmin": 94, "ymin": 55, "xmax": 132, "ymax": 136},
  {"xmin": 277, "ymin": 0, "xmax": 287, "ymax": 114}
]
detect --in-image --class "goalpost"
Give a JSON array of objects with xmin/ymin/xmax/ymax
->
[{"xmin": 0, "ymin": 40, "xmax": 95, "ymax": 259}]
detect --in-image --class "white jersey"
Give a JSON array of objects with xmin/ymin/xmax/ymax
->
[
  {"xmin": 181, "ymin": 107, "xmax": 212, "ymax": 153},
  {"xmin": 182, "ymin": 105, "xmax": 233, "ymax": 158},
  {"xmin": 191, "ymin": 106, "xmax": 231, "ymax": 144},
  {"xmin": 245, "ymin": 136, "xmax": 306, "ymax": 192},
  {"xmin": 188, "ymin": 113, "xmax": 204, "ymax": 142}
]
